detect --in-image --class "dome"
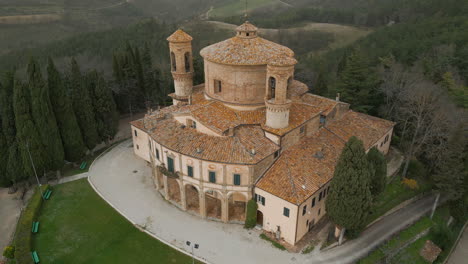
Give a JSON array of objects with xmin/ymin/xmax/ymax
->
[
  {"xmin": 167, "ymin": 29, "xmax": 193, "ymax": 43},
  {"xmin": 200, "ymin": 22, "xmax": 296, "ymax": 66}
]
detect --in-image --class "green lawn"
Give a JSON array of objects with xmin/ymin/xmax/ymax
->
[
  {"xmin": 33, "ymin": 179, "xmax": 200, "ymax": 263},
  {"xmin": 367, "ymin": 175, "xmax": 432, "ymax": 225}
]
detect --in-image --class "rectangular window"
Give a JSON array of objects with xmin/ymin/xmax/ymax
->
[
  {"xmin": 256, "ymin": 194, "xmax": 265, "ymax": 206},
  {"xmin": 134, "ymin": 130, "xmax": 138, "ymax": 137},
  {"xmin": 300, "ymin": 126, "xmax": 305, "ymax": 134},
  {"xmin": 136, "ymin": 144, "xmax": 139, "ymax": 150},
  {"xmin": 320, "ymin": 115, "xmax": 326, "ymax": 125},
  {"xmin": 233, "ymin": 174, "xmax": 241, "ymax": 185},
  {"xmin": 302, "ymin": 205, "xmax": 307, "ymax": 216},
  {"xmin": 384, "ymin": 135, "xmax": 389, "ymax": 144},
  {"xmin": 187, "ymin": 166, "xmax": 193, "ymax": 177},
  {"xmin": 192, "ymin": 121, "xmax": 197, "ymax": 129},
  {"xmin": 318, "ymin": 209, "xmax": 321, "ymax": 216},
  {"xmin": 209, "ymin": 171, "xmax": 216, "ymax": 183},
  {"xmin": 149, "ymin": 140, "xmax": 151, "ymax": 150},
  {"xmin": 311, "ymin": 197, "xmax": 316, "ymax": 207},
  {"xmin": 283, "ymin": 207, "xmax": 290, "ymax": 217},
  {"xmin": 156, "ymin": 149, "xmax": 160, "ymax": 160},
  {"xmin": 167, "ymin": 157, "xmax": 174, "ymax": 172},
  {"xmin": 214, "ymin": 80, "xmax": 222, "ymax": 93},
  {"xmin": 319, "ymin": 191, "xmax": 323, "ymax": 201}
]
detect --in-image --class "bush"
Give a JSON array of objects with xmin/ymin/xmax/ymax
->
[
  {"xmin": 402, "ymin": 178, "xmax": 419, "ymax": 190},
  {"xmin": 244, "ymin": 199, "xmax": 258, "ymax": 229},
  {"xmin": 407, "ymin": 159, "xmax": 427, "ymax": 179},
  {"xmin": 430, "ymin": 223, "xmax": 453, "ymax": 250},
  {"xmin": 3, "ymin": 245, "xmax": 15, "ymax": 259},
  {"xmin": 259, "ymin": 234, "xmax": 286, "ymax": 251},
  {"xmin": 14, "ymin": 184, "xmax": 49, "ymax": 264},
  {"xmin": 449, "ymin": 199, "xmax": 468, "ymax": 222}
]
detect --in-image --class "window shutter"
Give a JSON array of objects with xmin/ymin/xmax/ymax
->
[
  {"xmin": 261, "ymin": 196, "xmax": 265, "ymax": 206},
  {"xmin": 234, "ymin": 174, "xmax": 241, "ymax": 185},
  {"xmin": 209, "ymin": 171, "xmax": 216, "ymax": 183},
  {"xmin": 187, "ymin": 166, "xmax": 193, "ymax": 177},
  {"xmin": 167, "ymin": 157, "xmax": 174, "ymax": 172}
]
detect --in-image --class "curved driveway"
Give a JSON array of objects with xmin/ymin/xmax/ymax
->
[{"xmin": 89, "ymin": 140, "xmax": 436, "ymax": 264}]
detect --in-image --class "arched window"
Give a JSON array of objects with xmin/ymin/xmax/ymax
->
[
  {"xmin": 184, "ymin": 52, "xmax": 190, "ymax": 72},
  {"xmin": 287, "ymin": 77, "xmax": 292, "ymax": 98},
  {"xmin": 269, "ymin": 77, "xmax": 276, "ymax": 99},
  {"xmin": 170, "ymin": 52, "xmax": 176, "ymax": 72}
]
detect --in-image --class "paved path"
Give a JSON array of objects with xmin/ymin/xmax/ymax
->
[
  {"xmin": 0, "ymin": 188, "xmax": 25, "ymax": 252},
  {"xmin": 447, "ymin": 225, "xmax": 468, "ymax": 264},
  {"xmin": 88, "ymin": 140, "xmax": 438, "ymax": 264}
]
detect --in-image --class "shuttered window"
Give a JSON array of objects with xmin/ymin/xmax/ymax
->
[
  {"xmin": 187, "ymin": 166, "xmax": 193, "ymax": 177},
  {"xmin": 156, "ymin": 149, "xmax": 160, "ymax": 160},
  {"xmin": 233, "ymin": 174, "xmax": 241, "ymax": 185},
  {"xmin": 302, "ymin": 205, "xmax": 307, "ymax": 216},
  {"xmin": 209, "ymin": 171, "xmax": 216, "ymax": 183},
  {"xmin": 167, "ymin": 157, "xmax": 174, "ymax": 172},
  {"xmin": 283, "ymin": 207, "xmax": 290, "ymax": 217},
  {"xmin": 311, "ymin": 197, "xmax": 316, "ymax": 207}
]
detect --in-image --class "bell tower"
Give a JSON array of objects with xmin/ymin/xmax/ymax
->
[
  {"xmin": 265, "ymin": 59, "xmax": 296, "ymax": 129},
  {"xmin": 167, "ymin": 29, "xmax": 194, "ymax": 105}
]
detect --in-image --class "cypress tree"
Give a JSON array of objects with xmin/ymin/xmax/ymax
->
[
  {"xmin": 6, "ymin": 141, "xmax": 27, "ymax": 186},
  {"xmin": 337, "ymin": 48, "xmax": 381, "ymax": 114},
  {"xmin": 367, "ymin": 147, "xmax": 387, "ymax": 197},
  {"xmin": 314, "ymin": 68, "xmax": 328, "ymax": 96},
  {"xmin": 13, "ymin": 80, "xmax": 47, "ymax": 178},
  {"xmin": 28, "ymin": 58, "xmax": 65, "ymax": 173},
  {"xmin": 47, "ymin": 58, "xmax": 86, "ymax": 161},
  {"xmin": 88, "ymin": 71, "xmax": 119, "ymax": 143},
  {"xmin": 0, "ymin": 71, "xmax": 16, "ymax": 142},
  {"xmin": 69, "ymin": 58, "xmax": 100, "ymax": 152},
  {"xmin": 326, "ymin": 136, "xmax": 372, "ymax": 237}
]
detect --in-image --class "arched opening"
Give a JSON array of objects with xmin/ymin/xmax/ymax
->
[
  {"xmin": 205, "ymin": 190, "xmax": 222, "ymax": 220},
  {"xmin": 184, "ymin": 52, "xmax": 191, "ymax": 72},
  {"xmin": 228, "ymin": 192, "xmax": 247, "ymax": 222},
  {"xmin": 167, "ymin": 177, "xmax": 181, "ymax": 205},
  {"xmin": 170, "ymin": 52, "xmax": 176, "ymax": 72},
  {"xmin": 256, "ymin": 210, "xmax": 264, "ymax": 227},
  {"xmin": 185, "ymin": 184, "xmax": 199, "ymax": 213},
  {"xmin": 269, "ymin": 77, "xmax": 276, "ymax": 99}
]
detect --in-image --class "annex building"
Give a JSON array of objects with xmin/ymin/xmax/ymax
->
[{"xmin": 130, "ymin": 22, "xmax": 395, "ymax": 246}]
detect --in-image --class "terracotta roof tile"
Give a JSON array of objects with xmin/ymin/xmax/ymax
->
[
  {"xmin": 236, "ymin": 21, "xmax": 258, "ymax": 32},
  {"xmin": 167, "ymin": 29, "xmax": 193, "ymax": 42},
  {"xmin": 256, "ymin": 129, "xmax": 345, "ymax": 204},
  {"xmin": 326, "ymin": 111, "xmax": 395, "ymax": 149},
  {"xmin": 300, "ymin": 93, "xmax": 340, "ymax": 116}
]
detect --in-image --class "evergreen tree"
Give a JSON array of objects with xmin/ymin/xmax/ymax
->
[
  {"xmin": 69, "ymin": 58, "xmax": 100, "ymax": 151},
  {"xmin": 6, "ymin": 141, "xmax": 27, "ymax": 186},
  {"xmin": 28, "ymin": 58, "xmax": 65, "ymax": 173},
  {"xmin": 0, "ymin": 71, "xmax": 16, "ymax": 142},
  {"xmin": 367, "ymin": 147, "xmax": 387, "ymax": 197},
  {"xmin": 88, "ymin": 71, "xmax": 119, "ymax": 143},
  {"xmin": 314, "ymin": 67, "xmax": 328, "ymax": 96},
  {"xmin": 0, "ymin": 119, "xmax": 8, "ymax": 186},
  {"xmin": 13, "ymin": 80, "xmax": 47, "ymax": 178},
  {"xmin": 337, "ymin": 48, "xmax": 381, "ymax": 114},
  {"xmin": 326, "ymin": 136, "xmax": 373, "ymax": 239},
  {"xmin": 47, "ymin": 58, "xmax": 86, "ymax": 161}
]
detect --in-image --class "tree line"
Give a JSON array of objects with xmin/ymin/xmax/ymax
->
[{"xmin": 0, "ymin": 58, "xmax": 118, "ymax": 187}]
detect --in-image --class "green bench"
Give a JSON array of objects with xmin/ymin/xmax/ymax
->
[
  {"xmin": 31, "ymin": 251, "xmax": 40, "ymax": 263},
  {"xmin": 80, "ymin": 161, "xmax": 87, "ymax": 170},
  {"xmin": 32, "ymin": 221, "xmax": 40, "ymax": 233},
  {"xmin": 43, "ymin": 189, "xmax": 52, "ymax": 200}
]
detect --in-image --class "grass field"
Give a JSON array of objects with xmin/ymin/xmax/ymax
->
[
  {"xmin": 209, "ymin": 0, "xmax": 290, "ymax": 18},
  {"xmin": 33, "ymin": 179, "xmax": 200, "ymax": 264}
]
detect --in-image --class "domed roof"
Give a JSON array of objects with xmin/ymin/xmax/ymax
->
[
  {"xmin": 167, "ymin": 29, "xmax": 193, "ymax": 43},
  {"xmin": 200, "ymin": 22, "xmax": 296, "ymax": 66}
]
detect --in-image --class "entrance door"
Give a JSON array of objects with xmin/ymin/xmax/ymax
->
[{"xmin": 256, "ymin": 210, "xmax": 264, "ymax": 227}]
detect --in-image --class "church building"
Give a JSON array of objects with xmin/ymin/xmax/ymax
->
[{"xmin": 130, "ymin": 22, "xmax": 395, "ymax": 246}]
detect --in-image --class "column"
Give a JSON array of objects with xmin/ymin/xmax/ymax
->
[
  {"xmin": 221, "ymin": 195, "xmax": 229, "ymax": 223},
  {"xmin": 199, "ymin": 191, "xmax": 206, "ymax": 218},
  {"xmin": 163, "ymin": 175, "xmax": 169, "ymax": 200},
  {"xmin": 180, "ymin": 182, "xmax": 187, "ymax": 211}
]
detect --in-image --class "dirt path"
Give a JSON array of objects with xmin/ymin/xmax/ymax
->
[{"xmin": 0, "ymin": 189, "xmax": 24, "ymax": 252}]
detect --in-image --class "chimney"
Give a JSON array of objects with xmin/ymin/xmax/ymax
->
[{"xmin": 336, "ymin": 93, "xmax": 340, "ymax": 101}]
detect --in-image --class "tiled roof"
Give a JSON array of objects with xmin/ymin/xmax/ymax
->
[
  {"xmin": 200, "ymin": 33, "xmax": 296, "ymax": 66},
  {"xmin": 236, "ymin": 21, "xmax": 258, "ymax": 32},
  {"xmin": 256, "ymin": 129, "xmax": 345, "ymax": 204},
  {"xmin": 167, "ymin": 29, "xmax": 193, "ymax": 42},
  {"xmin": 262, "ymin": 103, "xmax": 322, "ymax": 136},
  {"xmin": 326, "ymin": 111, "xmax": 395, "ymax": 149},
  {"xmin": 300, "ymin": 93, "xmax": 340, "ymax": 116},
  {"xmin": 149, "ymin": 119, "xmax": 279, "ymax": 164}
]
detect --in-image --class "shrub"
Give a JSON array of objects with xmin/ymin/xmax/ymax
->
[
  {"xmin": 259, "ymin": 234, "xmax": 286, "ymax": 251},
  {"xmin": 402, "ymin": 178, "xmax": 419, "ymax": 190},
  {"xmin": 244, "ymin": 199, "xmax": 258, "ymax": 229},
  {"xmin": 407, "ymin": 159, "xmax": 427, "ymax": 179},
  {"xmin": 14, "ymin": 184, "xmax": 49, "ymax": 264},
  {"xmin": 449, "ymin": 199, "xmax": 468, "ymax": 222},
  {"xmin": 3, "ymin": 245, "xmax": 15, "ymax": 259},
  {"xmin": 430, "ymin": 223, "xmax": 453, "ymax": 250}
]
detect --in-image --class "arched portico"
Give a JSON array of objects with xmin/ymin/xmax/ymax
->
[
  {"xmin": 228, "ymin": 192, "xmax": 247, "ymax": 222},
  {"xmin": 185, "ymin": 184, "xmax": 200, "ymax": 213},
  {"xmin": 204, "ymin": 189, "xmax": 224, "ymax": 221},
  {"xmin": 167, "ymin": 177, "xmax": 181, "ymax": 205}
]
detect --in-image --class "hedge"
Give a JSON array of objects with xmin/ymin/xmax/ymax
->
[
  {"xmin": 14, "ymin": 185, "xmax": 49, "ymax": 264},
  {"xmin": 244, "ymin": 199, "xmax": 258, "ymax": 229}
]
